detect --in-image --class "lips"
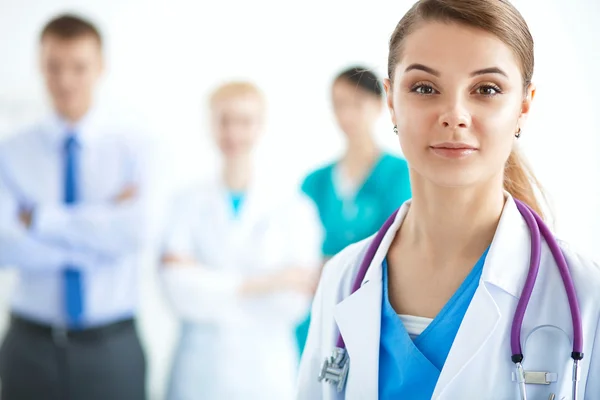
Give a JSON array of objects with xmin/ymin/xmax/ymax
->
[{"xmin": 429, "ymin": 143, "xmax": 478, "ymax": 159}]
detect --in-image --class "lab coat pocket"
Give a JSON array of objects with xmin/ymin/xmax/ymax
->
[{"xmin": 520, "ymin": 325, "xmax": 572, "ymax": 400}]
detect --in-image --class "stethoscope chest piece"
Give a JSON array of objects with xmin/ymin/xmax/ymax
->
[{"xmin": 318, "ymin": 347, "xmax": 350, "ymax": 393}]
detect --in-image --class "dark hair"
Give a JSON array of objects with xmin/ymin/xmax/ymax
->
[
  {"xmin": 387, "ymin": 0, "xmax": 544, "ymax": 219},
  {"xmin": 334, "ymin": 66, "xmax": 383, "ymax": 98},
  {"xmin": 41, "ymin": 14, "xmax": 102, "ymax": 45}
]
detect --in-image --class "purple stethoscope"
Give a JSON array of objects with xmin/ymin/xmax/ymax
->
[{"xmin": 318, "ymin": 199, "xmax": 584, "ymax": 400}]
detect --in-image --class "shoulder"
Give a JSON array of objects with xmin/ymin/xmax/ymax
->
[
  {"xmin": 555, "ymin": 240, "xmax": 600, "ymax": 342},
  {"xmin": 280, "ymin": 187, "xmax": 319, "ymax": 213},
  {"xmin": 558, "ymin": 240, "xmax": 600, "ymax": 302},
  {"xmin": 97, "ymin": 124, "xmax": 155, "ymax": 155},
  {"xmin": 0, "ymin": 126, "xmax": 47, "ymax": 175},
  {"xmin": 301, "ymin": 162, "xmax": 335, "ymax": 195},
  {"xmin": 304, "ymin": 162, "xmax": 335, "ymax": 181},
  {"xmin": 169, "ymin": 180, "xmax": 219, "ymax": 213},
  {"xmin": 379, "ymin": 152, "xmax": 409, "ymax": 169},
  {"xmin": 376, "ymin": 152, "xmax": 410, "ymax": 181},
  {"xmin": 371, "ymin": 153, "xmax": 411, "ymax": 200},
  {"xmin": 556, "ymin": 241, "xmax": 600, "ymax": 386},
  {"xmin": 0, "ymin": 124, "xmax": 42, "ymax": 154}
]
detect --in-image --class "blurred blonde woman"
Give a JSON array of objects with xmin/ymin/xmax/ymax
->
[{"xmin": 160, "ymin": 81, "xmax": 323, "ymax": 400}]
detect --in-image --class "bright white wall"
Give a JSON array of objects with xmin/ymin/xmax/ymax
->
[{"xmin": 0, "ymin": 0, "xmax": 599, "ymax": 398}]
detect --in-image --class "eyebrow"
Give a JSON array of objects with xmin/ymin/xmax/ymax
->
[
  {"xmin": 404, "ymin": 64, "xmax": 508, "ymax": 78},
  {"xmin": 470, "ymin": 67, "xmax": 508, "ymax": 78},
  {"xmin": 404, "ymin": 63, "xmax": 440, "ymax": 76}
]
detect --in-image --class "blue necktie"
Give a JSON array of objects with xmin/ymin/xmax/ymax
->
[{"xmin": 64, "ymin": 134, "xmax": 84, "ymax": 327}]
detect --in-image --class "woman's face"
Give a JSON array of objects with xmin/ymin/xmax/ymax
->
[
  {"xmin": 385, "ymin": 21, "xmax": 535, "ymax": 189},
  {"xmin": 332, "ymin": 78, "xmax": 383, "ymax": 140},
  {"xmin": 211, "ymin": 94, "xmax": 264, "ymax": 159}
]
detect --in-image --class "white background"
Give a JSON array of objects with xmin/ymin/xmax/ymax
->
[{"xmin": 0, "ymin": 0, "xmax": 599, "ymax": 398}]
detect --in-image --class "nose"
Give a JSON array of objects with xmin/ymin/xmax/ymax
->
[
  {"xmin": 438, "ymin": 98, "xmax": 471, "ymax": 130},
  {"xmin": 56, "ymin": 72, "xmax": 75, "ymax": 93}
]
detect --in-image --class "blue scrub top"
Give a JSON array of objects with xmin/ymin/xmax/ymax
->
[
  {"xmin": 302, "ymin": 152, "xmax": 411, "ymax": 258},
  {"xmin": 378, "ymin": 249, "xmax": 489, "ymax": 399}
]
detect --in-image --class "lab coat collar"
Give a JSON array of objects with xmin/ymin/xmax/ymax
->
[
  {"xmin": 480, "ymin": 193, "xmax": 532, "ymax": 299},
  {"xmin": 212, "ymin": 172, "xmax": 278, "ymax": 229}
]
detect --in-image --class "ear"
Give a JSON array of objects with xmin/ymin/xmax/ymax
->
[
  {"xmin": 38, "ymin": 41, "xmax": 47, "ymax": 75},
  {"xmin": 99, "ymin": 54, "xmax": 105, "ymax": 76},
  {"xmin": 383, "ymin": 78, "xmax": 396, "ymax": 126},
  {"xmin": 517, "ymin": 83, "xmax": 535, "ymax": 132},
  {"xmin": 96, "ymin": 45, "xmax": 106, "ymax": 78}
]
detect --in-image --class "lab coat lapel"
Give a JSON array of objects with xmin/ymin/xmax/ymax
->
[
  {"xmin": 432, "ymin": 195, "xmax": 532, "ymax": 398},
  {"xmin": 231, "ymin": 176, "xmax": 272, "ymax": 239},
  {"xmin": 431, "ymin": 280, "xmax": 501, "ymax": 397},
  {"xmin": 201, "ymin": 180, "xmax": 239, "ymax": 267},
  {"xmin": 211, "ymin": 179, "xmax": 237, "ymax": 233},
  {"xmin": 333, "ymin": 204, "xmax": 409, "ymax": 398}
]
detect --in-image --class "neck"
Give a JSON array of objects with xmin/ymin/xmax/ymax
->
[
  {"xmin": 399, "ymin": 172, "xmax": 505, "ymax": 267},
  {"xmin": 340, "ymin": 133, "xmax": 380, "ymax": 180},
  {"xmin": 223, "ymin": 155, "xmax": 252, "ymax": 192},
  {"xmin": 58, "ymin": 104, "xmax": 91, "ymax": 125}
]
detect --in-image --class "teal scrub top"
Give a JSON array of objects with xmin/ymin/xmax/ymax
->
[
  {"xmin": 378, "ymin": 249, "xmax": 489, "ymax": 399},
  {"xmin": 295, "ymin": 152, "xmax": 412, "ymax": 357},
  {"xmin": 302, "ymin": 152, "xmax": 412, "ymax": 258}
]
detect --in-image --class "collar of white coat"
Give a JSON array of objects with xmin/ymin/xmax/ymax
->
[
  {"xmin": 212, "ymin": 172, "xmax": 297, "ymax": 223},
  {"xmin": 355, "ymin": 191, "xmax": 531, "ymax": 299},
  {"xmin": 333, "ymin": 192, "xmax": 534, "ymax": 397}
]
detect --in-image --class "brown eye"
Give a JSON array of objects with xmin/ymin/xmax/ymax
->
[
  {"xmin": 411, "ymin": 84, "xmax": 437, "ymax": 95},
  {"xmin": 475, "ymin": 85, "xmax": 501, "ymax": 96}
]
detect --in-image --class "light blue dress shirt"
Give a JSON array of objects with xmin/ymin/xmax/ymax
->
[{"xmin": 0, "ymin": 110, "xmax": 152, "ymax": 328}]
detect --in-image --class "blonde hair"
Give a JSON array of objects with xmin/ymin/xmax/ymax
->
[
  {"xmin": 388, "ymin": 0, "xmax": 545, "ymax": 219},
  {"xmin": 209, "ymin": 81, "xmax": 265, "ymax": 109},
  {"xmin": 504, "ymin": 148, "xmax": 545, "ymax": 217}
]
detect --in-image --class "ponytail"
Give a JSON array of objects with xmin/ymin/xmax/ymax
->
[{"xmin": 503, "ymin": 148, "xmax": 546, "ymax": 220}]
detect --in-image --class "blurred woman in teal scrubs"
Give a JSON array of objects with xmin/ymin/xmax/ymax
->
[{"xmin": 295, "ymin": 66, "xmax": 412, "ymax": 354}]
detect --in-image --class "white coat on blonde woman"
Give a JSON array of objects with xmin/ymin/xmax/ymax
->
[{"xmin": 161, "ymin": 175, "xmax": 323, "ymax": 400}]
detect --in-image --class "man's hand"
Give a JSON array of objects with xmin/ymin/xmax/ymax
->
[
  {"xmin": 161, "ymin": 253, "xmax": 196, "ymax": 268},
  {"xmin": 19, "ymin": 208, "xmax": 33, "ymax": 229}
]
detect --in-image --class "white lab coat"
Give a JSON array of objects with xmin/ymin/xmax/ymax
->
[
  {"xmin": 160, "ymin": 177, "xmax": 323, "ymax": 400},
  {"xmin": 297, "ymin": 195, "xmax": 600, "ymax": 399}
]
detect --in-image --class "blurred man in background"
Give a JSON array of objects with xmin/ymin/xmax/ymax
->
[{"xmin": 0, "ymin": 14, "xmax": 150, "ymax": 400}]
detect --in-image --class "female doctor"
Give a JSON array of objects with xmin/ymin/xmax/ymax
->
[
  {"xmin": 160, "ymin": 81, "xmax": 323, "ymax": 400},
  {"xmin": 296, "ymin": 0, "xmax": 600, "ymax": 399}
]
